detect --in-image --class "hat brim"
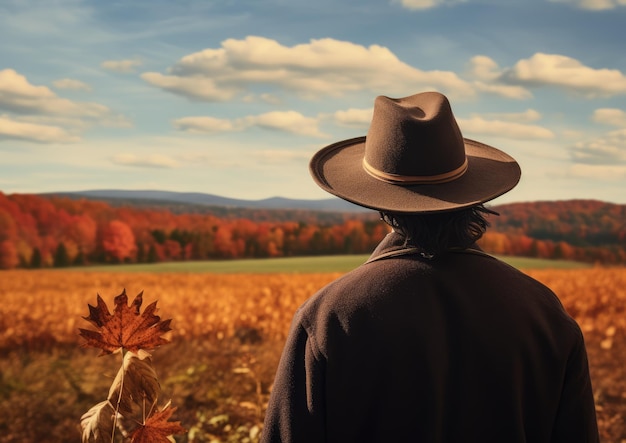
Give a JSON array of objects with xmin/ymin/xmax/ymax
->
[{"xmin": 309, "ymin": 136, "xmax": 521, "ymax": 213}]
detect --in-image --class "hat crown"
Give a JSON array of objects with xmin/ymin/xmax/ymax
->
[{"xmin": 363, "ymin": 92, "xmax": 467, "ymax": 184}]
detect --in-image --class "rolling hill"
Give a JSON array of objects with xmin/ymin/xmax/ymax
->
[{"xmin": 41, "ymin": 189, "xmax": 368, "ymax": 213}]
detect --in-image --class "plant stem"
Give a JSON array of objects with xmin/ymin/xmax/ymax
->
[{"xmin": 111, "ymin": 349, "xmax": 127, "ymax": 443}]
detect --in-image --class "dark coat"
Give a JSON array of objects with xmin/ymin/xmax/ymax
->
[{"xmin": 262, "ymin": 232, "xmax": 599, "ymax": 443}]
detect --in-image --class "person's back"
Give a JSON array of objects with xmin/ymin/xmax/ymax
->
[
  {"xmin": 261, "ymin": 91, "xmax": 599, "ymax": 442},
  {"xmin": 263, "ymin": 232, "xmax": 597, "ymax": 442}
]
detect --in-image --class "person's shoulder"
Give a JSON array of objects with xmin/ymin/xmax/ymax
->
[
  {"xmin": 453, "ymin": 250, "xmax": 549, "ymax": 289},
  {"xmin": 291, "ymin": 263, "xmax": 383, "ymax": 326},
  {"xmin": 488, "ymin": 256, "xmax": 583, "ymax": 330},
  {"xmin": 295, "ymin": 266, "xmax": 365, "ymax": 313},
  {"xmin": 491, "ymin": 256, "xmax": 559, "ymax": 295}
]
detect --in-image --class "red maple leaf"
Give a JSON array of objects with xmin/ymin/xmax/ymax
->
[
  {"xmin": 130, "ymin": 405, "xmax": 185, "ymax": 443},
  {"xmin": 79, "ymin": 289, "xmax": 172, "ymax": 355}
]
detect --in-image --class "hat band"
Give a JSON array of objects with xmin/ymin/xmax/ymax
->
[{"xmin": 362, "ymin": 157, "xmax": 468, "ymax": 184}]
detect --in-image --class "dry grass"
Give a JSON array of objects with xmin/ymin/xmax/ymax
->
[{"xmin": 0, "ymin": 268, "xmax": 624, "ymax": 441}]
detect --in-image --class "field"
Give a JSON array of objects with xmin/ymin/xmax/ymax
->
[{"xmin": 0, "ymin": 262, "xmax": 624, "ymax": 442}]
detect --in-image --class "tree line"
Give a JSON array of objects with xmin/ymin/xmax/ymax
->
[
  {"xmin": 0, "ymin": 193, "xmax": 388, "ymax": 268},
  {"xmin": 484, "ymin": 200, "xmax": 626, "ymax": 264},
  {"xmin": 0, "ymin": 192, "xmax": 624, "ymax": 269}
]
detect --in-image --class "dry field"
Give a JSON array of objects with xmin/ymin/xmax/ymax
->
[{"xmin": 0, "ymin": 267, "xmax": 625, "ymax": 442}]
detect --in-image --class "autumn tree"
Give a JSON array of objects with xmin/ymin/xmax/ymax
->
[
  {"xmin": 0, "ymin": 240, "xmax": 19, "ymax": 269},
  {"xmin": 101, "ymin": 220, "xmax": 137, "ymax": 263},
  {"xmin": 53, "ymin": 242, "xmax": 70, "ymax": 267},
  {"xmin": 30, "ymin": 247, "xmax": 42, "ymax": 268},
  {"xmin": 64, "ymin": 214, "xmax": 97, "ymax": 262}
]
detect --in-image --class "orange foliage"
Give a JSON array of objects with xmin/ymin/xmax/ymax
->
[
  {"xmin": 0, "ymin": 267, "xmax": 625, "ymax": 440},
  {"xmin": 1, "ymin": 192, "xmax": 625, "ymax": 269},
  {"xmin": 101, "ymin": 220, "xmax": 137, "ymax": 262},
  {"xmin": 4, "ymin": 192, "xmax": 390, "ymax": 268},
  {"xmin": 0, "ymin": 240, "xmax": 19, "ymax": 269}
]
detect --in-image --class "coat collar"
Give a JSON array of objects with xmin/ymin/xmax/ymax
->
[{"xmin": 365, "ymin": 231, "xmax": 494, "ymax": 264}]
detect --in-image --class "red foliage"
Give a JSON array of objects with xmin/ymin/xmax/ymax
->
[
  {"xmin": 0, "ymin": 192, "xmax": 624, "ymax": 269},
  {"xmin": 101, "ymin": 220, "xmax": 137, "ymax": 262},
  {"xmin": 0, "ymin": 240, "xmax": 19, "ymax": 269}
]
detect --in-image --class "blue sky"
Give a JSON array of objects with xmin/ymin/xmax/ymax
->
[{"xmin": 1, "ymin": 0, "xmax": 625, "ymax": 205}]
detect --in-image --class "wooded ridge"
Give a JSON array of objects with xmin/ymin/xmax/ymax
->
[{"xmin": 0, "ymin": 191, "xmax": 624, "ymax": 269}]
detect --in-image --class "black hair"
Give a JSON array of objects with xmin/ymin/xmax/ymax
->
[{"xmin": 380, "ymin": 204, "xmax": 498, "ymax": 257}]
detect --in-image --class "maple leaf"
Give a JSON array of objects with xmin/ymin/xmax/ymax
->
[
  {"xmin": 79, "ymin": 289, "xmax": 172, "ymax": 355},
  {"xmin": 130, "ymin": 404, "xmax": 185, "ymax": 443}
]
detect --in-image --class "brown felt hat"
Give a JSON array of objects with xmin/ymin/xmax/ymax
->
[{"xmin": 309, "ymin": 91, "xmax": 521, "ymax": 213}]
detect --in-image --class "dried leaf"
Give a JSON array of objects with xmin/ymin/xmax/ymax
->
[
  {"xmin": 600, "ymin": 338, "xmax": 613, "ymax": 350},
  {"xmin": 239, "ymin": 401, "xmax": 259, "ymax": 411},
  {"xmin": 131, "ymin": 403, "xmax": 185, "ymax": 443},
  {"xmin": 80, "ymin": 400, "xmax": 115, "ymax": 443},
  {"xmin": 108, "ymin": 351, "xmax": 160, "ymax": 416},
  {"xmin": 79, "ymin": 289, "xmax": 172, "ymax": 354}
]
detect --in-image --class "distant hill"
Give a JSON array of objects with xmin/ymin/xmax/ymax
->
[{"xmin": 41, "ymin": 189, "xmax": 369, "ymax": 213}]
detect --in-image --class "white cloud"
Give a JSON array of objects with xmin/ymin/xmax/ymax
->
[
  {"xmin": 243, "ymin": 111, "xmax": 326, "ymax": 138},
  {"xmin": 591, "ymin": 108, "xmax": 626, "ymax": 127},
  {"xmin": 174, "ymin": 110, "xmax": 327, "ymax": 138},
  {"xmin": 470, "ymin": 53, "xmax": 626, "ymax": 98},
  {"xmin": 13, "ymin": 113, "xmax": 132, "ymax": 130},
  {"xmin": 101, "ymin": 59, "xmax": 143, "ymax": 73},
  {"xmin": 174, "ymin": 116, "xmax": 236, "ymax": 134},
  {"xmin": 570, "ymin": 128, "xmax": 626, "ymax": 164},
  {"xmin": 473, "ymin": 81, "xmax": 533, "ymax": 100},
  {"xmin": 333, "ymin": 107, "xmax": 374, "ymax": 128},
  {"xmin": 549, "ymin": 0, "xmax": 626, "ymax": 10},
  {"xmin": 466, "ymin": 56, "xmax": 532, "ymax": 99},
  {"xmin": 0, "ymin": 69, "xmax": 113, "ymax": 117},
  {"xmin": 475, "ymin": 109, "xmax": 542, "ymax": 123},
  {"xmin": 394, "ymin": 0, "xmax": 465, "ymax": 10},
  {"xmin": 13, "ymin": 114, "xmax": 90, "ymax": 131},
  {"xmin": 501, "ymin": 53, "xmax": 626, "ymax": 97},
  {"xmin": 140, "ymin": 72, "xmax": 237, "ymax": 102},
  {"xmin": 467, "ymin": 55, "xmax": 501, "ymax": 81},
  {"xmin": 458, "ymin": 116, "xmax": 555, "ymax": 140},
  {"xmin": 0, "ymin": 115, "xmax": 79, "ymax": 143},
  {"xmin": 0, "ymin": 69, "xmax": 130, "ymax": 143},
  {"xmin": 52, "ymin": 78, "xmax": 92, "ymax": 91},
  {"xmin": 111, "ymin": 153, "xmax": 179, "ymax": 169},
  {"xmin": 142, "ymin": 36, "xmax": 475, "ymax": 102}
]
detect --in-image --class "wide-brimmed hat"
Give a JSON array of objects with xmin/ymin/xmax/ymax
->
[{"xmin": 309, "ymin": 91, "xmax": 521, "ymax": 213}]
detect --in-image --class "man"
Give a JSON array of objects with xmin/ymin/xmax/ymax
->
[{"xmin": 261, "ymin": 92, "xmax": 599, "ymax": 442}]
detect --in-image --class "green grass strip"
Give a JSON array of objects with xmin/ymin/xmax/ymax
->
[{"xmin": 68, "ymin": 254, "xmax": 590, "ymax": 274}]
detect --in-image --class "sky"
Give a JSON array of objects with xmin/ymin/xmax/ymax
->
[{"xmin": 1, "ymin": 0, "xmax": 626, "ymax": 206}]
